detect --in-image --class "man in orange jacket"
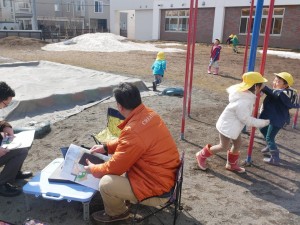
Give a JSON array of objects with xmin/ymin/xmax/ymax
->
[{"xmin": 84, "ymin": 82, "xmax": 180, "ymax": 223}]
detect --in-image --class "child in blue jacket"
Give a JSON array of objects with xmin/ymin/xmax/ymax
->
[
  {"xmin": 259, "ymin": 72, "xmax": 299, "ymax": 165},
  {"xmin": 151, "ymin": 51, "xmax": 166, "ymax": 91}
]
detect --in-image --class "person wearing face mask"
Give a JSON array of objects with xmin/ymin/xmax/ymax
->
[
  {"xmin": 195, "ymin": 72, "xmax": 270, "ymax": 173},
  {"xmin": 259, "ymin": 72, "xmax": 299, "ymax": 165},
  {"xmin": 0, "ymin": 81, "xmax": 32, "ymax": 197}
]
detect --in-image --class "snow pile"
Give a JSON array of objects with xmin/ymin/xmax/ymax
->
[
  {"xmin": 42, "ymin": 33, "xmax": 184, "ymax": 52},
  {"xmin": 259, "ymin": 50, "xmax": 300, "ymax": 60}
]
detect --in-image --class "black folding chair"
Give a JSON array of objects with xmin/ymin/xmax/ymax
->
[
  {"xmin": 132, "ymin": 151, "xmax": 185, "ymax": 225},
  {"xmin": 91, "ymin": 107, "xmax": 125, "ymax": 145}
]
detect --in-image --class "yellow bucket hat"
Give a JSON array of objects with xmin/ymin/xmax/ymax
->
[
  {"xmin": 274, "ymin": 72, "xmax": 294, "ymax": 86},
  {"xmin": 233, "ymin": 72, "xmax": 268, "ymax": 92},
  {"xmin": 156, "ymin": 51, "xmax": 165, "ymax": 60}
]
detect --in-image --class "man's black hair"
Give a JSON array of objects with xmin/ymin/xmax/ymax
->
[
  {"xmin": 0, "ymin": 82, "xmax": 15, "ymax": 102},
  {"xmin": 113, "ymin": 82, "xmax": 142, "ymax": 110}
]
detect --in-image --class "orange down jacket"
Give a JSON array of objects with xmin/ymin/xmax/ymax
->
[{"xmin": 90, "ymin": 103, "xmax": 180, "ymax": 201}]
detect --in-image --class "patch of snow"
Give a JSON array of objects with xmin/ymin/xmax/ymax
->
[
  {"xmin": 259, "ymin": 50, "xmax": 300, "ymax": 60},
  {"xmin": 42, "ymin": 33, "xmax": 184, "ymax": 53}
]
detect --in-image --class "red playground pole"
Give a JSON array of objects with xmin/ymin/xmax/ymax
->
[
  {"xmin": 187, "ymin": 0, "xmax": 198, "ymax": 116},
  {"xmin": 181, "ymin": 0, "xmax": 195, "ymax": 140},
  {"xmin": 246, "ymin": 0, "xmax": 275, "ymax": 164},
  {"xmin": 292, "ymin": 94, "xmax": 300, "ymax": 129},
  {"xmin": 242, "ymin": 0, "xmax": 255, "ymax": 74}
]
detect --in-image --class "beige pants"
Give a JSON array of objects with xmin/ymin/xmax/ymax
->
[
  {"xmin": 99, "ymin": 175, "xmax": 169, "ymax": 216},
  {"xmin": 210, "ymin": 133, "xmax": 242, "ymax": 154}
]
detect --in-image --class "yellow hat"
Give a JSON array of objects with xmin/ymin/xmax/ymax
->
[
  {"xmin": 274, "ymin": 72, "xmax": 294, "ymax": 86},
  {"xmin": 233, "ymin": 72, "xmax": 268, "ymax": 92},
  {"xmin": 229, "ymin": 34, "xmax": 234, "ymax": 38},
  {"xmin": 156, "ymin": 51, "xmax": 165, "ymax": 60}
]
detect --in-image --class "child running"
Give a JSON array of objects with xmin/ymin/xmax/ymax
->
[
  {"xmin": 196, "ymin": 72, "xmax": 270, "ymax": 173},
  {"xmin": 208, "ymin": 39, "xmax": 222, "ymax": 75},
  {"xmin": 151, "ymin": 51, "xmax": 166, "ymax": 91},
  {"xmin": 259, "ymin": 72, "xmax": 299, "ymax": 165}
]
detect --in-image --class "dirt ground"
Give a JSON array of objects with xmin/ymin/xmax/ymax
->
[{"xmin": 0, "ymin": 36, "xmax": 300, "ymax": 225}]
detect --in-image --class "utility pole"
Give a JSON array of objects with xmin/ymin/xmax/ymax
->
[
  {"xmin": 11, "ymin": 0, "xmax": 16, "ymax": 23},
  {"xmin": 31, "ymin": 0, "xmax": 38, "ymax": 30}
]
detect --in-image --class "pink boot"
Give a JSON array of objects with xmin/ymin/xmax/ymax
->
[
  {"xmin": 225, "ymin": 151, "xmax": 245, "ymax": 173},
  {"xmin": 196, "ymin": 144, "xmax": 213, "ymax": 170},
  {"xmin": 207, "ymin": 66, "xmax": 212, "ymax": 74},
  {"xmin": 213, "ymin": 67, "xmax": 219, "ymax": 75}
]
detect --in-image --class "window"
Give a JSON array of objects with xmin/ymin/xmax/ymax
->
[
  {"xmin": 67, "ymin": 3, "xmax": 70, "ymax": 12},
  {"xmin": 165, "ymin": 10, "xmax": 189, "ymax": 32},
  {"xmin": 17, "ymin": 1, "xmax": 30, "ymax": 12},
  {"xmin": 95, "ymin": 0, "xmax": 103, "ymax": 13},
  {"xmin": 54, "ymin": 4, "xmax": 60, "ymax": 12},
  {"xmin": 76, "ymin": 1, "xmax": 81, "ymax": 11},
  {"xmin": 239, "ymin": 8, "xmax": 284, "ymax": 35},
  {"xmin": 75, "ymin": 0, "xmax": 85, "ymax": 12}
]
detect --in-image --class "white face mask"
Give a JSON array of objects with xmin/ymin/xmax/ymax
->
[{"xmin": 0, "ymin": 100, "xmax": 18, "ymax": 119}]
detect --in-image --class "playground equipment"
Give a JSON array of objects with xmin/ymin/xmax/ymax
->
[
  {"xmin": 245, "ymin": 0, "xmax": 275, "ymax": 165},
  {"xmin": 181, "ymin": 0, "xmax": 283, "ymax": 164},
  {"xmin": 181, "ymin": 0, "xmax": 198, "ymax": 140}
]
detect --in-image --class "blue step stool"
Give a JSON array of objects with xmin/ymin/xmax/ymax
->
[{"xmin": 23, "ymin": 158, "xmax": 97, "ymax": 220}]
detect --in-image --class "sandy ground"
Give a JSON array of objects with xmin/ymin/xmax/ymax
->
[{"xmin": 0, "ymin": 37, "xmax": 300, "ymax": 225}]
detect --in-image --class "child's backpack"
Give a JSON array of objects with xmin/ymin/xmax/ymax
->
[{"xmin": 285, "ymin": 88, "xmax": 299, "ymax": 108}]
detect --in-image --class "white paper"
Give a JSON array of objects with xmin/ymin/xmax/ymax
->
[
  {"xmin": 60, "ymin": 144, "xmax": 110, "ymax": 190},
  {"xmin": 1, "ymin": 130, "xmax": 35, "ymax": 150}
]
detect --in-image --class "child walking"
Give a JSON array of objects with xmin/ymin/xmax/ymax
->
[
  {"xmin": 232, "ymin": 35, "xmax": 239, "ymax": 53},
  {"xmin": 151, "ymin": 51, "xmax": 166, "ymax": 91},
  {"xmin": 259, "ymin": 72, "xmax": 299, "ymax": 165},
  {"xmin": 196, "ymin": 72, "xmax": 270, "ymax": 173},
  {"xmin": 208, "ymin": 39, "xmax": 222, "ymax": 75}
]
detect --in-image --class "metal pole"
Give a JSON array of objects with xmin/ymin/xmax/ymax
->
[
  {"xmin": 247, "ymin": 0, "xmax": 264, "ymax": 72},
  {"xmin": 181, "ymin": 0, "xmax": 194, "ymax": 140},
  {"xmin": 11, "ymin": 0, "xmax": 16, "ymax": 23},
  {"xmin": 31, "ymin": 0, "xmax": 38, "ymax": 30},
  {"xmin": 242, "ymin": 0, "xmax": 255, "ymax": 74},
  {"xmin": 292, "ymin": 96, "xmax": 299, "ymax": 128},
  {"xmin": 187, "ymin": 0, "xmax": 198, "ymax": 116},
  {"xmin": 246, "ymin": 0, "xmax": 275, "ymax": 164}
]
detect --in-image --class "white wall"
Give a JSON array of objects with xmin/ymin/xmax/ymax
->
[
  {"xmin": 110, "ymin": 0, "xmax": 153, "ymax": 36},
  {"xmin": 127, "ymin": 10, "xmax": 135, "ymax": 39},
  {"xmin": 110, "ymin": 0, "xmax": 153, "ymax": 10},
  {"xmin": 135, "ymin": 10, "xmax": 153, "ymax": 41}
]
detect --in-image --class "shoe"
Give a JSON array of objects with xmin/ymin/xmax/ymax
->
[
  {"xmin": 225, "ymin": 151, "xmax": 246, "ymax": 173},
  {"xmin": 16, "ymin": 171, "xmax": 33, "ymax": 179},
  {"xmin": 196, "ymin": 144, "xmax": 213, "ymax": 170},
  {"xmin": 261, "ymin": 146, "xmax": 270, "ymax": 154},
  {"xmin": 263, "ymin": 150, "xmax": 280, "ymax": 166},
  {"xmin": 152, "ymin": 82, "xmax": 157, "ymax": 91},
  {"xmin": 213, "ymin": 68, "xmax": 219, "ymax": 75},
  {"xmin": 92, "ymin": 209, "xmax": 130, "ymax": 223},
  {"xmin": 0, "ymin": 182, "xmax": 22, "ymax": 197},
  {"xmin": 207, "ymin": 66, "xmax": 212, "ymax": 74}
]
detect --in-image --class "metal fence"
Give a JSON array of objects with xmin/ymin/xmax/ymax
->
[{"xmin": 0, "ymin": 28, "xmax": 109, "ymax": 42}]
